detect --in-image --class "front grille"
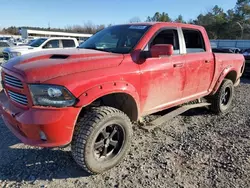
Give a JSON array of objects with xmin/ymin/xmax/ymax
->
[
  {"xmin": 4, "ymin": 74, "xmax": 23, "ymax": 89},
  {"xmin": 7, "ymin": 90, "xmax": 28, "ymax": 105},
  {"xmin": 3, "ymin": 72, "xmax": 28, "ymax": 106},
  {"xmin": 3, "ymin": 52, "xmax": 9, "ymax": 61}
]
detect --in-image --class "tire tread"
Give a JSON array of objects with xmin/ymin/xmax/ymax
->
[
  {"xmin": 71, "ymin": 106, "xmax": 131, "ymax": 174},
  {"xmin": 208, "ymin": 79, "xmax": 234, "ymax": 114}
]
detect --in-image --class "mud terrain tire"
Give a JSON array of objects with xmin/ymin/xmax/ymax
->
[
  {"xmin": 208, "ymin": 79, "xmax": 234, "ymax": 114},
  {"xmin": 71, "ymin": 106, "xmax": 132, "ymax": 174}
]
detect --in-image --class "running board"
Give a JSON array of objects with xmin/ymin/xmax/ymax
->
[{"xmin": 141, "ymin": 102, "xmax": 211, "ymax": 131}]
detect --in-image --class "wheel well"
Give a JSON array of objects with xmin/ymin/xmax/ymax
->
[
  {"xmin": 79, "ymin": 93, "xmax": 138, "ymax": 121},
  {"xmin": 225, "ymin": 71, "xmax": 237, "ymax": 84}
]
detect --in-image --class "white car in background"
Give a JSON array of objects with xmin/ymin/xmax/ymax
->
[{"xmin": 3, "ymin": 37, "xmax": 79, "ymax": 62}]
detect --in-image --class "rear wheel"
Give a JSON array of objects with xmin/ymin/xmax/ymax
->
[
  {"xmin": 71, "ymin": 106, "xmax": 132, "ymax": 174},
  {"xmin": 207, "ymin": 79, "xmax": 234, "ymax": 114}
]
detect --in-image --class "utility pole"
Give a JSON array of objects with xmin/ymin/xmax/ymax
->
[{"xmin": 236, "ymin": 22, "xmax": 244, "ymax": 39}]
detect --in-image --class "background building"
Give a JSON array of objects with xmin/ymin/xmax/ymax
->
[{"xmin": 20, "ymin": 28, "xmax": 92, "ymax": 42}]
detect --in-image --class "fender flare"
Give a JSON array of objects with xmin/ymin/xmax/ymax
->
[
  {"xmin": 211, "ymin": 66, "xmax": 237, "ymax": 95},
  {"xmin": 74, "ymin": 81, "xmax": 140, "ymax": 114}
]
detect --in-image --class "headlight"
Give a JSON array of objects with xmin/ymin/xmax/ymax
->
[
  {"xmin": 29, "ymin": 84, "xmax": 76, "ymax": 107},
  {"xmin": 10, "ymin": 52, "xmax": 21, "ymax": 58}
]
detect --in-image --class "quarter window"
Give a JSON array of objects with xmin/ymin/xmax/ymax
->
[{"xmin": 182, "ymin": 29, "xmax": 206, "ymax": 53}]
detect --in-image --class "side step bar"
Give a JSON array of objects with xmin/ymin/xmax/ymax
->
[{"xmin": 141, "ymin": 102, "xmax": 211, "ymax": 131}]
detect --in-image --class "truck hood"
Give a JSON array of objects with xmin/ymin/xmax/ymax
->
[
  {"xmin": 2, "ymin": 48, "xmax": 124, "ymax": 83},
  {"xmin": 4, "ymin": 46, "xmax": 36, "ymax": 53}
]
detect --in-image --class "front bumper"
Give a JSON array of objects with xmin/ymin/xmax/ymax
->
[{"xmin": 0, "ymin": 90, "xmax": 81, "ymax": 147}]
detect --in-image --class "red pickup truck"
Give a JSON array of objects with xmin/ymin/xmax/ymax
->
[{"xmin": 0, "ymin": 22, "xmax": 245, "ymax": 174}]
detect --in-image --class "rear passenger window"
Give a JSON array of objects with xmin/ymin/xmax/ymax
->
[
  {"xmin": 62, "ymin": 40, "xmax": 76, "ymax": 48},
  {"xmin": 182, "ymin": 29, "xmax": 206, "ymax": 53}
]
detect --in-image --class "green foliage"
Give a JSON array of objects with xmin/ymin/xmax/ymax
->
[
  {"xmin": 146, "ymin": 12, "xmax": 171, "ymax": 22},
  {"xmin": 175, "ymin": 15, "xmax": 185, "ymax": 23},
  {"xmin": 146, "ymin": 1, "xmax": 250, "ymax": 39}
]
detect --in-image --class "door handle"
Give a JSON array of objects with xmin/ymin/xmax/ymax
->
[
  {"xmin": 173, "ymin": 63, "xmax": 184, "ymax": 68},
  {"xmin": 205, "ymin": 60, "xmax": 210, "ymax": 63}
]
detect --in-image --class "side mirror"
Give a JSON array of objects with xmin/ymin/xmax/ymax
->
[{"xmin": 150, "ymin": 44, "xmax": 174, "ymax": 58}]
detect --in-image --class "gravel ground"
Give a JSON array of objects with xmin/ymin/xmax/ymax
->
[{"xmin": 0, "ymin": 79, "xmax": 250, "ymax": 188}]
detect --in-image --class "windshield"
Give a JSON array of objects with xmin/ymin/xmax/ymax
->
[
  {"xmin": 29, "ymin": 38, "xmax": 47, "ymax": 47},
  {"xmin": 28, "ymin": 39, "xmax": 35, "ymax": 45},
  {"xmin": 78, "ymin": 25, "xmax": 151, "ymax": 54}
]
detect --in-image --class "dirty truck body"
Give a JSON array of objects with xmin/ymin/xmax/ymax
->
[{"xmin": 0, "ymin": 22, "xmax": 245, "ymax": 174}]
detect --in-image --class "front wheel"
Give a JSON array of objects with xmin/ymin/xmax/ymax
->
[
  {"xmin": 71, "ymin": 106, "xmax": 132, "ymax": 174},
  {"xmin": 207, "ymin": 79, "xmax": 234, "ymax": 114}
]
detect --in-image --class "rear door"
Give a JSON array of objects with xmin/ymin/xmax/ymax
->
[
  {"xmin": 181, "ymin": 28, "xmax": 214, "ymax": 97},
  {"xmin": 62, "ymin": 39, "xmax": 77, "ymax": 48}
]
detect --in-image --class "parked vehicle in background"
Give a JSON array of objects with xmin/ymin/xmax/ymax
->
[
  {"xmin": 2, "ymin": 37, "xmax": 79, "ymax": 62},
  {"xmin": 27, "ymin": 39, "xmax": 35, "ymax": 45},
  {"xmin": 242, "ymin": 48, "xmax": 250, "ymax": 75},
  {"xmin": 0, "ymin": 36, "xmax": 12, "ymax": 41},
  {"xmin": 210, "ymin": 39, "xmax": 250, "ymax": 51},
  {"xmin": 0, "ymin": 22, "xmax": 245, "ymax": 174},
  {"xmin": 0, "ymin": 41, "xmax": 15, "ymax": 58},
  {"xmin": 212, "ymin": 47, "xmax": 241, "ymax": 54},
  {"xmin": 16, "ymin": 39, "xmax": 36, "ymax": 46}
]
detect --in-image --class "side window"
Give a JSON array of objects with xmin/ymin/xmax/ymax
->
[
  {"xmin": 0, "ymin": 42, "xmax": 9, "ymax": 47},
  {"xmin": 44, "ymin": 40, "xmax": 59, "ymax": 49},
  {"xmin": 62, "ymin": 40, "xmax": 76, "ymax": 48},
  {"xmin": 147, "ymin": 29, "xmax": 180, "ymax": 55},
  {"xmin": 182, "ymin": 29, "xmax": 206, "ymax": 53}
]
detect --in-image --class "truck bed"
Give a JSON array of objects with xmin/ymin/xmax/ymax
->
[{"xmin": 210, "ymin": 53, "xmax": 245, "ymax": 90}]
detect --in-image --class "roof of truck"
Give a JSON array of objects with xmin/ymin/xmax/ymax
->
[{"xmin": 118, "ymin": 22, "xmax": 204, "ymax": 30}]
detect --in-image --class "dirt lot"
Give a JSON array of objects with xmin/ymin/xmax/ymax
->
[{"xmin": 0, "ymin": 80, "xmax": 250, "ymax": 188}]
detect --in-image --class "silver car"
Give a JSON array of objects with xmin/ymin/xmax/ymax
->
[{"xmin": 0, "ymin": 41, "xmax": 14, "ymax": 57}]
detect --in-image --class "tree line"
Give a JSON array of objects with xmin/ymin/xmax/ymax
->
[
  {"xmin": 0, "ymin": 22, "xmax": 106, "ymax": 36},
  {"xmin": 1, "ymin": 0, "xmax": 249, "ymax": 40},
  {"xmin": 145, "ymin": 0, "xmax": 250, "ymax": 39}
]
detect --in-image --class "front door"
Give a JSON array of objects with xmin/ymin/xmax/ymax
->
[{"xmin": 139, "ymin": 28, "xmax": 185, "ymax": 113}]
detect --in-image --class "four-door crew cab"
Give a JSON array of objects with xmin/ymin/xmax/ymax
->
[
  {"xmin": 2, "ymin": 37, "xmax": 79, "ymax": 62},
  {"xmin": 0, "ymin": 22, "xmax": 245, "ymax": 174}
]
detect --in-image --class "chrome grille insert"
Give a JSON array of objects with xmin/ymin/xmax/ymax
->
[
  {"xmin": 4, "ymin": 74, "xmax": 23, "ymax": 89},
  {"xmin": 8, "ymin": 90, "xmax": 28, "ymax": 105}
]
